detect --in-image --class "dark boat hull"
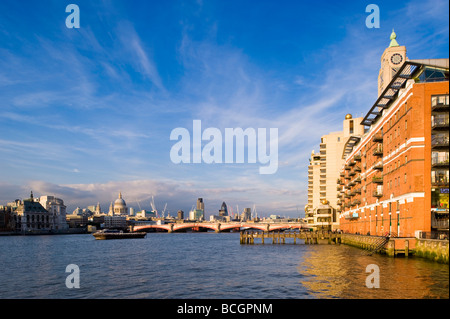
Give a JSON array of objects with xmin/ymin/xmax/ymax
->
[{"xmin": 93, "ymin": 232, "xmax": 147, "ymax": 240}]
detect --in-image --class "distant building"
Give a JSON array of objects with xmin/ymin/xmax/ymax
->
[
  {"xmin": 87, "ymin": 202, "xmax": 102, "ymax": 215},
  {"xmin": 191, "ymin": 198, "xmax": 204, "ymax": 220},
  {"xmin": 219, "ymin": 202, "xmax": 228, "ymax": 216},
  {"xmin": 10, "ymin": 192, "xmax": 54, "ymax": 233},
  {"xmin": 113, "ymin": 192, "xmax": 127, "ymax": 215},
  {"xmin": 241, "ymin": 208, "xmax": 252, "ymax": 221},
  {"xmin": 104, "ymin": 215, "xmax": 127, "ymax": 229},
  {"xmin": 177, "ymin": 210, "xmax": 184, "ymax": 220},
  {"xmin": 189, "ymin": 208, "xmax": 204, "ymax": 221},
  {"xmin": 0, "ymin": 205, "xmax": 13, "ymax": 231},
  {"xmin": 136, "ymin": 210, "xmax": 156, "ymax": 219},
  {"xmin": 38, "ymin": 195, "xmax": 69, "ymax": 231}
]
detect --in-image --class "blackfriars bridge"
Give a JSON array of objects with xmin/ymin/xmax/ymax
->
[{"xmin": 132, "ymin": 221, "xmax": 309, "ymax": 233}]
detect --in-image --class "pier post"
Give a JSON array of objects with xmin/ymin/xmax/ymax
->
[
  {"xmin": 262, "ymin": 232, "xmax": 265, "ymax": 244},
  {"xmin": 386, "ymin": 240, "xmax": 395, "ymax": 257},
  {"xmin": 405, "ymin": 239, "xmax": 409, "ymax": 257}
]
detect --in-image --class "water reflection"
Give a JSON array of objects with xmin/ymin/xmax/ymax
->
[{"xmin": 298, "ymin": 245, "xmax": 449, "ymax": 299}]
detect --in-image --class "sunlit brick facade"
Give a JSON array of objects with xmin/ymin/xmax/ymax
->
[{"xmin": 338, "ymin": 34, "xmax": 449, "ymax": 237}]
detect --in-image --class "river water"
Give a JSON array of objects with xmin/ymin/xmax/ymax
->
[{"xmin": 0, "ymin": 232, "xmax": 448, "ymax": 299}]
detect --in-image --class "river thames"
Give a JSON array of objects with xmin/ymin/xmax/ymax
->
[{"xmin": 0, "ymin": 232, "xmax": 448, "ymax": 299}]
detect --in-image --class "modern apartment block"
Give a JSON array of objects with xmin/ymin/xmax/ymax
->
[
  {"xmin": 338, "ymin": 32, "xmax": 449, "ymax": 238},
  {"xmin": 306, "ymin": 115, "xmax": 364, "ymax": 230}
]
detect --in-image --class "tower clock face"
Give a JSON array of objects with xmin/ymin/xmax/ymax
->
[{"xmin": 391, "ymin": 53, "xmax": 403, "ymax": 65}]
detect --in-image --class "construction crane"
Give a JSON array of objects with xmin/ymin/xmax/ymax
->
[
  {"xmin": 135, "ymin": 199, "xmax": 142, "ymax": 211},
  {"xmin": 150, "ymin": 196, "xmax": 157, "ymax": 216},
  {"xmin": 162, "ymin": 203, "xmax": 167, "ymax": 218},
  {"xmin": 252, "ymin": 204, "xmax": 257, "ymax": 219}
]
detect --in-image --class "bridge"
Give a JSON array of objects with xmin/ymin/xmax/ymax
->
[{"xmin": 132, "ymin": 221, "xmax": 310, "ymax": 233}]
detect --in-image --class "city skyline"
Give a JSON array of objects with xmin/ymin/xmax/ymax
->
[{"xmin": 0, "ymin": 0, "xmax": 449, "ymax": 217}]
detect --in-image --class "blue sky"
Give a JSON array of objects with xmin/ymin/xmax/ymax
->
[{"xmin": 0, "ymin": 0, "xmax": 448, "ymax": 217}]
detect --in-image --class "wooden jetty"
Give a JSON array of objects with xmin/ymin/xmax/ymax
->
[{"xmin": 240, "ymin": 230, "xmax": 341, "ymax": 245}]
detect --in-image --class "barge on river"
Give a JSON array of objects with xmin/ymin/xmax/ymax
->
[{"xmin": 93, "ymin": 229, "xmax": 147, "ymax": 240}]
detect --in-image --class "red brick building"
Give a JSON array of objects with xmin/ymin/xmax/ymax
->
[{"xmin": 337, "ymin": 34, "xmax": 449, "ymax": 238}]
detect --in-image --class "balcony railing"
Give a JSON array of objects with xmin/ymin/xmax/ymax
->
[
  {"xmin": 432, "ymin": 136, "xmax": 449, "ymax": 149},
  {"xmin": 373, "ymin": 145, "xmax": 383, "ymax": 156},
  {"xmin": 432, "ymin": 156, "xmax": 449, "ymax": 168},
  {"xmin": 373, "ymin": 190, "xmax": 383, "ymax": 197},
  {"xmin": 431, "ymin": 95, "xmax": 449, "ymax": 112},
  {"xmin": 373, "ymin": 161, "xmax": 383, "ymax": 171},
  {"xmin": 431, "ymin": 116, "xmax": 449, "ymax": 130},
  {"xmin": 432, "ymin": 218, "xmax": 449, "ymax": 229},
  {"xmin": 372, "ymin": 176, "xmax": 383, "ymax": 184},
  {"xmin": 372, "ymin": 133, "xmax": 383, "ymax": 142},
  {"xmin": 432, "ymin": 177, "xmax": 449, "ymax": 186}
]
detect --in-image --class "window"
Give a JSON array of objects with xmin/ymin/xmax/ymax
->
[
  {"xmin": 405, "ymin": 120, "xmax": 407, "ymax": 130},
  {"xmin": 404, "ymin": 173, "xmax": 407, "ymax": 183},
  {"xmin": 337, "ymin": 137, "xmax": 340, "ymax": 142},
  {"xmin": 350, "ymin": 120, "xmax": 354, "ymax": 134}
]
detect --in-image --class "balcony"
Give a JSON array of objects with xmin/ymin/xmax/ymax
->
[
  {"xmin": 372, "ymin": 133, "xmax": 383, "ymax": 143},
  {"xmin": 431, "ymin": 116, "xmax": 449, "ymax": 131},
  {"xmin": 354, "ymin": 188, "xmax": 361, "ymax": 194},
  {"xmin": 373, "ymin": 145, "xmax": 383, "ymax": 156},
  {"xmin": 432, "ymin": 155, "xmax": 449, "ymax": 168},
  {"xmin": 354, "ymin": 166, "xmax": 361, "ymax": 172},
  {"xmin": 373, "ymin": 161, "xmax": 383, "ymax": 171},
  {"xmin": 432, "ymin": 218, "xmax": 449, "ymax": 229},
  {"xmin": 373, "ymin": 190, "xmax": 383, "ymax": 198},
  {"xmin": 354, "ymin": 155, "xmax": 362, "ymax": 162},
  {"xmin": 431, "ymin": 95, "xmax": 449, "ymax": 112},
  {"xmin": 352, "ymin": 199, "xmax": 361, "ymax": 206},
  {"xmin": 431, "ymin": 135, "xmax": 449, "ymax": 150},
  {"xmin": 432, "ymin": 176, "xmax": 449, "ymax": 186},
  {"xmin": 372, "ymin": 176, "xmax": 383, "ymax": 184},
  {"xmin": 345, "ymin": 212, "xmax": 359, "ymax": 220}
]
